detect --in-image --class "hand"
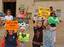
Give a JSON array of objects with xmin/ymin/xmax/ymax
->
[{"xmin": 46, "ymin": 25, "xmax": 50, "ymax": 29}]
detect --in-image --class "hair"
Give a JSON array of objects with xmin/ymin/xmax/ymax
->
[
  {"xmin": 6, "ymin": 30, "xmax": 14, "ymax": 33},
  {"xmin": 50, "ymin": 12, "xmax": 57, "ymax": 17},
  {"xmin": 7, "ymin": 9, "xmax": 11, "ymax": 12},
  {"xmin": 19, "ymin": 8, "xmax": 24, "ymax": 11},
  {"xmin": 49, "ymin": 6, "xmax": 53, "ymax": 9},
  {"xmin": 6, "ymin": 9, "xmax": 11, "ymax": 14},
  {"xmin": 49, "ymin": 6, "xmax": 53, "ymax": 11}
]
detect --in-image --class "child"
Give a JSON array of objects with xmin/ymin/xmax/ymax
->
[
  {"xmin": 32, "ymin": 22, "xmax": 44, "ymax": 47},
  {"xmin": 18, "ymin": 27, "xmax": 30, "ymax": 47},
  {"xmin": 5, "ymin": 9, "xmax": 13, "ymax": 20},
  {"xmin": 49, "ymin": 6, "xmax": 55, "ymax": 14},
  {"xmin": 32, "ymin": 15, "xmax": 38, "ymax": 24},
  {"xmin": 32, "ymin": 9, "xmax": 38, "ymax": 24},
  {"xmin": 16, "ymin": 8, "xmax": 27, "ymax": 21},
  {"xmin": 43, "ymin": 13, "xmax": 59, "ymax": 47},
  {"xmin": 5, "ymin": 30, "xmax": 17, "ymax": 47}
]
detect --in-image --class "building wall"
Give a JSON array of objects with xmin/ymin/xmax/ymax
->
[
  {"xmin": 16, "ymin": 1, "xmax": 64, "ymax": 20},
  {"xmin": 0, "ymin": 0, "xmax": 3, "ymax": 12},
  {"xmin": 0, "ymin": 0, "xmax": 64, "ymax": 19},
  {"xmin": 34, "ymin": 1, "xmax": 64, "ymax": 20}
]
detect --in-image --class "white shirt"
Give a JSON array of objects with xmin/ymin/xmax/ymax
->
[{"xmin": 5, "ymin": 15, "xmax": 13, "ymax": 20}]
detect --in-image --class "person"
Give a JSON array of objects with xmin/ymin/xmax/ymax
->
[
  {"xmin": 17, "ymin": 26, "xmax": 30, "ymax": 47},
  {"xmin": 32, "ymin": 22, "xmax": 44, "ymax": 47},
  {"xmin": 4, "ymin": 9, "xmax": 13, "ymax": 20},
  {"xmin": 16, "ymin": 8, "xmax": 27, "ymax": 21},
  {"xmin": 32, "ymin": 9, "xmax": 38, "ymax": 24},
  {"xmin": 49, "ymin": 6, "xmax": 55, "ymax": 14},
  {"xmin": 43, "ymin": 13, "xmax": 59, "ymax": 47},
  {"xmin": 4, "ymin": 30, "xmax": 17, "ymax": 47},
  {"xmin": 32, "ymin": 15, "xmax": 38, "ymax": 24}
]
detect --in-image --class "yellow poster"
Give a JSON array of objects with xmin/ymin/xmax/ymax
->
[
  {"xmin": 38, "ymin": 7, "xmax": 50, "ymax": 19},
  {"xmin": 5, "ymin": 20, "xmax": 19, "ymax": 31}
]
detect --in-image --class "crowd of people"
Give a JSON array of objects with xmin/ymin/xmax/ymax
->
[{"xmin": 0, "ymin": 6, "xmax": 60, "ymax": 47}]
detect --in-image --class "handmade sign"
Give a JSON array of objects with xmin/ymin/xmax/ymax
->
[
  {"xmin": 38, "ymin": 7, "xmax": 50, "ymax": 19},
  {"xmin": 5, "ymin": 20, "xmax": 19, "ymax": 31},
  {"xmin": 18, "ymin": 32, "xmax": 30, "ymax": 42},
  {"xmin": 48, "ymin": 16, "xmax": 59, "ymax": 25},
  {"xmin": 38, "ymin": 7, "xmax": 44, "ymax": 17},
  {"xmin": 19, "ymin": 22, "xmax": 26, "ymax": 27}
]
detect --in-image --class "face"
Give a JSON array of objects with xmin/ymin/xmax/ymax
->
[
  {"xmin": 8, "ymin": 30, "xmax": 13, "ymax": 35},
  {"xmin": 38, "ymin": 22, "xmax": 42, "ymax": 27},
  {"xmin": 7, "ymin": 11, "xmax": 11, "ymax": 15},
  {"xmin": 20, "ymin": 29, "xmax": 25, "ymax": 33},
  {"xmin": 20, "ymin": 10, "xmax": 24, "ymax": 14},
  {"xmin": 50, "ymin": 7, "xmax": 53, "ymax": 11},
  {"xmin": 50, "ymin": 13, "xmax": 55, "ymax": 16},
  {"xmin": 52, "ymin": 13, "xmax": 54, "ymax": 16},
  {"xmin": 34, "ymin": 22, "xmax": 38, "ymax": 27}
]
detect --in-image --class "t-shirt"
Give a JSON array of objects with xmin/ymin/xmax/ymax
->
[
  {"xmin": 5, "ymin": 33, "xmax": 17, "ymax": 47},
  {"xmin": 5, "ymin": 15, "xmax": 13, "ymax": 20},
  {"xmin": 33, "ymin": 26, "xmax": 43, "ymax": 43}
]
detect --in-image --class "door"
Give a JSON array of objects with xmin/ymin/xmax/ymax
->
[{"xmin": 3, "ymin": 2, "xmax": 16, "ymax": 17}]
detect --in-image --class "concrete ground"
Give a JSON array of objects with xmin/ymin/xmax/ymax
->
[{"xmin": 0, "ymin": 20, "xmax": 64, "ymax": 47}]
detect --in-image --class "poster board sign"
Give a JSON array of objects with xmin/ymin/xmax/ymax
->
[
  {"xmin": 5, "ymin": 20, "xmax": 19, "ymax": 31},
  {"xmin": 38, "ymin": 7, "xmax": 50, "ymax": 19}
]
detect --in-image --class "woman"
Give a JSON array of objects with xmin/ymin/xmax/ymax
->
[
  {"xmin": 43, "ymin": 13, "xmax": 59, "ymax": 47},
  {"xmin": 5, "ymin": 9, "xmax": 13, "ymax": 20}
]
